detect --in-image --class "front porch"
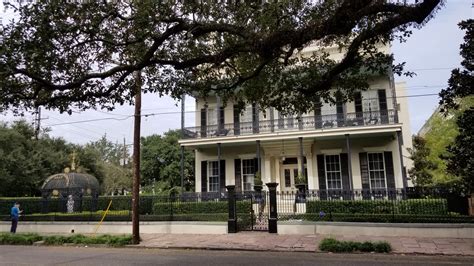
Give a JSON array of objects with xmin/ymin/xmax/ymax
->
[{"xmin": 192, "ymin": 130, "xmax": 407, "ymax": 194}]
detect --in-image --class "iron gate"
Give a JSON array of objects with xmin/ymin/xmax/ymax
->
[{"xmin": 236, "ymin": 191, "xmax": 269, "ymax": 231}]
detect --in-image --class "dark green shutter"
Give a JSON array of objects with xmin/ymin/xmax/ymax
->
[
  {"xmin": 359, "ymin": 152, "xmax": 370, "ymax": 199},
  {"xmin": 200, "ymin": 109, "xmax": 207, "ymax": 137},
  {"xmin": 219, "ymin": 160, "xmax": 226, "ymax": 192},
  {"xmin": 314, "ymin": 98, "xmax": 322, "ymax": 129},
  {"xmin": 234, "ymin": 159, "xmax": 242, "ymax": 192},
  {"xmin": 233, "ymin": 105, "xmax": 240, "ymax": 136},
  {"xmin": 354, "ymin": 92, "xmax": 363, "ymax": 125},
  {"xmin": 336, "ymin": 97, "xmax": 344, "ymax": 127},
  {"xmin": 252, "ymin": 103, "xmax": 259, "ymax": 133},
  {"xmin": 340, "ymin": 153, "xmax": 350, "ymax": 199},
  {"xmin": 316, "ymin": 154, "xmax": 327, "ymax": 200},
  {"xmin": 384, "ymin": 151, "xmax": 396, "ymax": 191},
  {"xmin": 201, "ymin": 161, "xmax": 207, "ymax": 192},
  {"xmin": 218, "ymin": 107, "xmax": 225, "ymax": 135},
  {"xmin": 378, "ymin": 89, "xmax": 388, "ymax": 124}
]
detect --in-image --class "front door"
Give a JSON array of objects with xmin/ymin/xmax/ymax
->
[{"xmin": 281, "ymin": 164, "xmax": 299, "ymax": 191}]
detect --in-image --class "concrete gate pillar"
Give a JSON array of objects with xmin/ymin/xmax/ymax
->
[
  {"xmin": 226, "ymin": 185, "xmax": 237, "ymax": 233},
  {"xmin": 266, "ymin": 182, "xmax": 279, "ymax": 233}
]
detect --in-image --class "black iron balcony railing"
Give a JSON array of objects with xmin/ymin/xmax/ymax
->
[{"xmin": 183, "ymin": 109, "xmax": 396, "ymax": 139}]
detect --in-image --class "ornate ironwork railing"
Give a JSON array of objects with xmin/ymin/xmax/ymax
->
[{"xmin": 183, "ymin": 109, "xmax": 396, "ymax": 139}]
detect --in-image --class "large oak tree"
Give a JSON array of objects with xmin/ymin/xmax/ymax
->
[{"xmin": 0, "ymin": 0, "xmax": 443, "ymax": 114}]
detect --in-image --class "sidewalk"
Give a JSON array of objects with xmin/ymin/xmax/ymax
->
[{"xmin": 139, "ymin": 233, "xmax": 474, "ymax": 256}]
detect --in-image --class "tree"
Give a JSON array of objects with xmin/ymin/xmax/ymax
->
[
  {"xmin": 439, "ymin": 19, "xmax": 474, "ymax": 193},
  {"xmin": 439, "ymin": 20, "xmax": 473, "ymax": 111},
  {"xmin": 408, "ymin": 135, "xmax": 437, "ymax": 187},
  {"xmin": 444, "ymin": 109, "xmax": 474, "ymax": 194},
  {"xmin": 0, "ymin": 1, "xmax": 442, "ymax": 115},
  {"xmin": 141, "ymin": 130, "xmax": 194, "ymax": 192}
]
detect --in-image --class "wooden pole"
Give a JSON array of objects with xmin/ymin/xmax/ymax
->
[{"xmin": 132, "ymin": 71, "xmax": 142, "ymax": 245}]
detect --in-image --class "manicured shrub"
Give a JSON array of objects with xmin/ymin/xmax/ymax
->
[
  {"xmin": 306, "ymin": 199, "xmax": 448, "ymax": 215},
  {"xmin": 319, "ymin": 238, "xmax": 391, "ymax": 253},
  {"xmin": 42, "ymin": 234, "xmax": 132, "ymax": 246}
]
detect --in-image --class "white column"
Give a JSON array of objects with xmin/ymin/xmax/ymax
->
[
  {"xmin": 195, "ymin": 150, "xmax": 201, "ymax": 192},
  {"xmin": 273, "ymin": 157, "xmax": 281, "ymax": 184},
  {"xmin": 306, "ymin": 152, "xmax": 315, "ymax": 190},
  {"xmin": 264, "ymin": 156, "xmax": 271, "ymax": 188}
]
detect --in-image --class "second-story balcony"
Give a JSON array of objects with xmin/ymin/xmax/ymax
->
[{"xmin": 183, "ymin": 110, "xmax": 397, "ymax": 139}]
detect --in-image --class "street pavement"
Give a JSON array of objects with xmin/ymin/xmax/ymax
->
[
  {"xmin": 0, "ymin": 245, "xmax": 473, "ymax": 266},
  {"xmin": 139, "ymin": 232, "xmax": 474, "ymax": 256}
]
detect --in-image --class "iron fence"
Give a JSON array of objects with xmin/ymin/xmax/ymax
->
[
  {"xmin": 276, "ymin": 188, "xmax": 473, "ymax": 223},
  {"xmin": 183, "ymin": 110, "xmax": 396, "ymax": 139},
  {"xmin": 1, "ymin": 188, "xmax": 472, "ymax": 223}
]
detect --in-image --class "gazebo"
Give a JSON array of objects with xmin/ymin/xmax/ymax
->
[{"xmin": 40, "ymin": 153, "xmax": 100, "ymax": 212}]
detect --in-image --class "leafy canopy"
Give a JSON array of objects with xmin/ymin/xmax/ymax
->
[{"xmin": 0, "ymin": 0, "xmax": 442, "ymax": 114}]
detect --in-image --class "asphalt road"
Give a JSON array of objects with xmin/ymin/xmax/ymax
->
[{"xmin": 0, "ymin": 246, "xmax": 472, "ymax": 266}]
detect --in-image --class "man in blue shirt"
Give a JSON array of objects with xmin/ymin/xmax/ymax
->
[{"xmin": 10, "ymin": 202, "xmax": 22, "ymax": 233}]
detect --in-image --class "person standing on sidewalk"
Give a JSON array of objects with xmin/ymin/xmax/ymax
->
[{"xmin": 10, "ymin": 202, "xmax": 22, "ymax": 233}]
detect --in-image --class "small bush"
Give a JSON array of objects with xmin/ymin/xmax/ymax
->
[
  {"xmin": 319, "ymin": 238, "xmax": 391, "ymax": 253},
  {"xmin": 0, "ymin": 233, "xmax": 43, "ymax": 245},
  {"xmin": 40, "ymin": 234, "xmax": 132, "ymax": 246}
]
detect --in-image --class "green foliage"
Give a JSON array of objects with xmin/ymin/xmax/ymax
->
[
  {"xmin": 445, "ymin": 109, "xmax": 474, "ymax": 194},
  {"xmin": 0, "ymin": 233, "xmax": 43, "ymax": 245},
  {"xmin": 254, "ymin": 172, "xmax": 263, "ymax": 186},
  {"xmin": 42, "ymin": 234, "xmax": 132, "ymax": 247},
  {"xmin": 152, "ymin": 200, "xmax": 251, "ymax": 221},
  {"xmin": 0, "ymin": 1, "xmax": 441, "ymax": 115},
  {"xmin": 141, "ymin": 130, "xmax": 194, "ymax": 191},
  {"xmin": 319, "ymin": 238, "xmax": 391, "ymax": 253},
  {"xmin": 306, "ymin": 199, "xmax": 448, "ymax": 215},
  {"xmin": 408, "ymin": 136, "xmax": 437, "ymax": 186},
  {"xmin": 294, "ymin": 174, "xmax": 307, "ymax": 185}
]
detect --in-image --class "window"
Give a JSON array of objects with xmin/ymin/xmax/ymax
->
[
  {"xmin": 284, "ymin": 169, "xmax": 291, "ymax": 187},
  {"xmin": 242, "ymin": 159, "xmax": 256, "ymax": 191},
  {"xmin": 240, "ymin": 106, "xmax": 253, "ymax": 123},
  {"xmin": 208, "ymin": 108, "xmax": 217, "ymax": 126},
  {"xmin": 325, "ymin": 155, "xmax": 342, "ymax": 190},
  {"xmin": 208, "ymin": 161, "xmax": 219, "ymax": 192},
  {"xmin": 368, "ymin": 153, "xmax": 386, "ymax": 189}
]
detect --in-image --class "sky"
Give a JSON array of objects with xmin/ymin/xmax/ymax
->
[{"xmin": 0, "ymin": 0, "xmax": 472, "ymax": 145}]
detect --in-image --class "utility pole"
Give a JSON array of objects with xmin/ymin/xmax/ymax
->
[{"xmin": 132, "ymin": 70, "xmax": 142, "ymax": 245}]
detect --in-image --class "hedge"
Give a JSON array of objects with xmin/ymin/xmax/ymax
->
[
  {"xmin": 279, "ymin": 213, "xmax": 474, "ymax": 223},
  {"xmin": 153, "ymin": 200, "xmax": 252, "ymax": 215},
  {"xmin": 306, "ymin": 199, "xmax": 448, "ymax": 215},
  {"xmin": 319, "ymin": 238, "xmax": 391, "ymax": 253}
]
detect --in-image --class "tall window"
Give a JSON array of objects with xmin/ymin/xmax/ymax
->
[
  {"xmin": 368, "ymin": 153, "xmax": 386, "ymax": 189},
  {"xmin": 240, "ymin": 106, "xmax": 253, "ymax": 123},
  {"xmin": 208, "ymin": 108, "xmax": 217, "ymax": 126},
  {"xmin": 242, "ymin": 159, "xmax": 256, "ymax": 191},
  {"xmin": 208, "ymin": 161, "xmax": 219, "ymax": 192},
  {"xmin": 325, "ymin": 155, "xmax": 342, "ymax": 190}
]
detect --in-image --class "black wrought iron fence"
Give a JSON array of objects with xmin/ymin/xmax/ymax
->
[
  {"xmin": 1, "ymin": 188, "xmax": 472, "ymax": 223},
  {"xmin": 277, "ymin": 188, "xmax": 473, "ymax": 223}
]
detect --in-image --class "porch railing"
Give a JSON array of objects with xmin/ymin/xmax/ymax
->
[{"xmin": 183, "ymin": 109, "xmax": 396, "ymax": 139}]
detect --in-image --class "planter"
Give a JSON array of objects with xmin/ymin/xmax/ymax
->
[
  {"xmin": 295, "ymin": 184, "xmax": 307, "ymax": 203},
  {"xmin": 253, "ymin": 185, "xmax": 264, "ymax": 204}
]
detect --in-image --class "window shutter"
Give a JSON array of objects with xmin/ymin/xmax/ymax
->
[
  {"xmin": 316, "ymin": 154, "xmax": 327, "ymax": 200},
  {"xmin": 253, "ymin": 158, "xmax": 259, "ymax": 174},
  {"xmin": 233, "ymin": 105, "xmax": 240, "ymax": 136},
  {"xmin": 340, "ymin": 153, "xmax": 351, "ymax": 199},
  {"xmin": 219, "ymin": 160, "xmax": 226, "ymax": 192},
  {"xmin": 384, "ymin": 151, "xmax": 396, "ymax": 191},
  {"xmin": 359, "ymin": 152, "xmax": 370, "ymax": 199},
  {"xmin": 354, "ymin": 92, "xmax": 363, "ymax": 125},
  {"xmin": 218, "ymin": 107, "xmax": 225, "ymax": 135},
  {"xmin": 252, "ymin": 103, "xmax": 259, "ymax": 133},
  {"xmin": 378, "ymin": 89, "xmax": 388, "ymax": 124},
  {"xmin": 200, "ymin": 108, "xmax": 207, "ymax": 137},
  {"xmin": 201, "ymin": 161, "xmax": 207, "ymax": 192},
  {"xmin": 336, "ymin": 96, "xmax": 344, "ymax": 127},
  {"xmin": 234, "ymin": 159, "xmax": 242, "ymax": 192},
  {"xmin": 278, "ymin": 112, "xmax": 284, "ymax": 129},
  {"xmin": 314, "ymin": 98, "xmax": 322, "ymax": 129}
]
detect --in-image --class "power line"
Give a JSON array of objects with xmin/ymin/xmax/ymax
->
[{"xmin": 42, "ymin": 93, "xmax": 439, "ymax": 127}]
